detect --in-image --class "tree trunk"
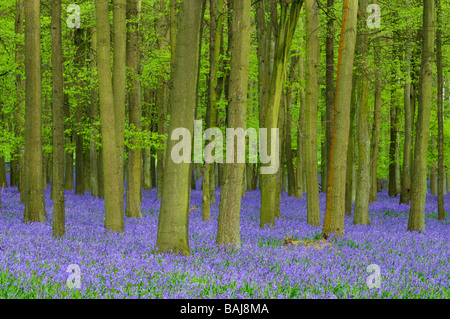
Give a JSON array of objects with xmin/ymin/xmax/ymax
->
[
  {"xmin": 89, "ymin": 24, "xmax": 99, "ymax": 198},
  {"xmin": 156, "ymin": 0, "xmax": 204, "ymax": 256},
  {"xmin": 260, "ymin": 0, "xmax": 303, "ymax": 228},
  {"xmin": 126, "ymin": 0, "xmax": 142, "ymax": 218},
  {"xmin": 142, "ymin": 88, "xmax": 153, "ymax": 190},
  {"xmin": 216, "ymin": 0, "xmax": 250, "ymax": 250},
  {"xmin": 322, "ymin": 0, "xmax": 358, "ymax": 238},
  {"xmin": 19, "ymin": 148, "xmax": 25, "ymax": 203},
  {"xmin": 400, "ymin": 18, "xmax": 412, "ymax": 205},
  {"xmin": 24, "ymin": 0, "xmax": 46, "ymax": 223},
  {"xmin": 10, "ymin": 160, "xmax": 18, "ymax": 187},
  {"xmin": 96, "ymin": 0, "xmax": 124, "ymax": 232},
  {"xmin": 430, "ymin": 133, "xmax": 437, "ymax": 195},
  {"xmin": 408, "ymin": 0, "xmax": 435, "ymax": 232},
  {"xmin": 445, "ymin": 168, "xmax": 450, "ymax": 192},
  {"xmin": 83, "ymin": 148, "xmax": 90, "ymax": 191},
  {"xmin": 51, "ymin": 0, "xmax": 65, "ymax": 237},
  {"xmin": 190, "ymin": 164, "xmax": 196, "ymax": 189},
  {"xmin": 304, "ymin": 0, "xmax": 320, "ymax": 226},
  {"xmin": 63, "ymin": 82, "xmax": 74, "ymax": 191},
  {"xmin": 208, "ymin": 0, "xmax": 224, "ymax": 208},
  {"xmin": 354, "ymin": 0, "xmax": 370, "ymax": 226},
  {"xmin": 389, "ymin": 51, "xmax": 399, "ymax": 197},
  {"xmin": 430, "ymin": 136, "xmax": 437, "ymax": 195},
  {"xmin": 436, "ymin": 0, "xmax": 444, "ymax": 220},
  {"xmin": 113, "ymin": 0, "xmax": 127, "ymax": 212},
  {"xmin": 97, "ymin": 145, "xmax": 104, "ymax": 198},
  {"xmin": 13, "ymin": 0, "xmax": 25, "ymax": 191},
  {"xmin": 0, "ymin": 157, "xmax": 7, "ymax": 188},
  {"xmin": 296, "ymin": 50, "xmax": 306, "ymax": 199},
  {"xmin": 275, "ymin": 96, "xmax": 286, "ymax": 219},
  {"xmin": 285, "ymin": 55, "xmax": 298, "ymax": 197},
  {"xmin": 43, "ymin": 153, "xmax": 49, "ymax": 190},
  {"xmin": 345, "ymin": 73, "xmax": 357, "ymax": 216},
  {"xmin": 324, "ymin": 0, "xmax": 335, "ymax": 194},
  {"xmin": 74, "ymin": 28, "xmax": 85, "ymax": 196},
  {"xmin": 370, "ymin": 6, "xmax": 381, "ymax": 203},
  {"xmin": 150, "ymin": 143, "xmax": 156, "ymax": 188}
]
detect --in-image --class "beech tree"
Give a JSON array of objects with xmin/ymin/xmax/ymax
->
[
  {"xmin": 126, "ymin": 0, "xmax": 142, "ymax": 219},
  {"xmin": 408, "ymin": 0, "xmax": 435, "ymax": 232},
  {"xmin": 436, "ymin": 0, "xmax": 445, "ymax": 220},
  {"xmin": 113, "ymin": 0, "xmax": 127, "ymax": 212},
  {"xmin": 23, "ymin": 0, "xmax": 46, "ymax": 223},
  {"xmin": 304, "ymin": 0, "xmax": 320, "ymax": 226},
  {"xmin": 322, "ymin": 0, "xmax": 358, "ymax": 238},
  {"xmin": 95, "ymin": 0, "xmax": 124, "ymax": 232},
  {"xmin": 260, "ymin": 0, "xmax": 303, "ymax": 228},
  {"xmin": 216, "ymin": 0, "xmax": 251, "ymax": 249},
  {"xmin": 354, "ymin": 0, "xmax": 371, "ymax": 226},
  {"xmin": 51, "ymin": 0, "xmax": 65, "ymax": 237},
  {"xmin": 156, "ymin": 0, "xmax": 205, "ymax": 256}
]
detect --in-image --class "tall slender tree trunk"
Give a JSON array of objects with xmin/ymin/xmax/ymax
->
[
  {"xmin": 354, "ymin": 0, "xmax": 370, "ymax": 225},
  {"xmin": 400, "ymin": 14, "xmax": 412, "ymax": 204},
  {"xmin": 96, "ymin": 0, "xmax": 124, "ymax": 232},
  {"xmin": 126, "ymin": 0, "xmax": 142, "ymax": 218},
  {"xmin": 51, "ymin": 0, "xmax": 65, "ymax": 237},
  {"xmin": 296, "ymin": 50, "xmax": 306, "ymax": 199},
  {"xmin": 436, "ymin": 0, "xmax": 444, "ymax": 220},
  {"xmin": 408, "ymin": 0, "xmax": 435, "ymax": 232},
  {"xmin": 216, "ymin": 0, "xmax": 251, "ymax": 249},
  {"xmin": 24, "ymin": 0, "xmax": 46, "ymax": 223},
  {"xmin": 345, "ymin": 74, "xmax": 357, "ymax": 216},
  {"xmin": 64, "ymin": 87, "xmax": 74, "ymax": 191},
  {"xmin": 74, "ymin": 28, "xmax": 85, "ymax": 196},
  {"xmin": 83, "ymin": 149, "xmax": 90, "ymax": 191},
  {"xmin": 203, "ymin": 0, "xmax": 223, "ymax": 218},
  {"xmin": 113, "ymin": 0, "xmax": 127, "ymax": 212},
  {"xmin": 89, "ymin": 24, "xmax": 99, "ymax": 198},
  {"xmin": 285, "ymin": 55, "xmax": 298, "ymax": 197},
  {"xmin": 156, "ymin": 0, "xmax": 169, "ymax": 199},
  {"xmin": 256, "ymin": 0, "xmax": 269, "ymax": 135},
  {"xmin": 156, "ymin": 0, "xmax": 204, "ymax": 256},
  {"xmin": 389, "ymin": 48, "xmax": 399, "ymax": 197},
  {"xmin": 370, "ymin": 7, "xmax": 382, "ymax": 203},
  {"xmin": 322, "ymin": 0, "xmax": 358, "ymax": 238},
  {"xmin": 210, "ymin": 0, "xmax": 224, "ymax": 206},
  {"xmin": 13, "ymin": 0, "xmax": 25, "ymax": 191},
  {"xmin": 304, "ymin": 0, "xmax": 320, "ymax": 226},
  {"xmin": 275, "ymin": 96, "xmax": 286, "ymax": 218},
  {"xmin": 142, "ymin": 89, "xmax": 153, "ymax": 190},
  {"xmin": 260, "ymin": 0, "xmax": 303, "ymax": 228},
  {"xmin": 324, "ymin": 0, "xmax": 335, "ymax": 194}
]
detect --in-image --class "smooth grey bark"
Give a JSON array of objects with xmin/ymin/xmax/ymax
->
[
  {"xmin": 24, "ymin": 0, "xmax": 46, "ymax": 223},
  {"xmin": 323, "ymin": 0, "xmax": 358, "ymax": 237},
  {"xmin": 156, "ymin": 0, "xmax": 204, "ymax": 256},
  {"xmin": 304, "ymin": 0, "xmax": 320, "ymax": 226},
  {"xmin": 51, "ymin": 0, "xmax": 65, "ymax": 237},
  {"xmin": 96, "ymin": 0, "xmax": 124, "ymax": 232},
  {"xmin": 216, "ymin": 0, "xmax": 251, "ymax": 249},
  {"xmin": 408, "ymin": 0, "xmax": 435, "ymax": 232},
  {"xmin": 354, "ymin": 0, "xmax": 370, "ymax": 226}
]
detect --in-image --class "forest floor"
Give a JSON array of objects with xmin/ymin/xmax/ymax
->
[{"xmin": 0, "ymin": 175, "xmax": 449, "ymax": 298}]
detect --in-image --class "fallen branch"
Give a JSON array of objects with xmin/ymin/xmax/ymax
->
[{"xmin": 283, "ymin": 237, "xmax": 332, "ymax": 250}]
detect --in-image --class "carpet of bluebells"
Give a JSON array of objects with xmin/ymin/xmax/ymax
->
[{"xmin": 0, "ymin": 173, "xmax": 449, "ymax": 299}]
